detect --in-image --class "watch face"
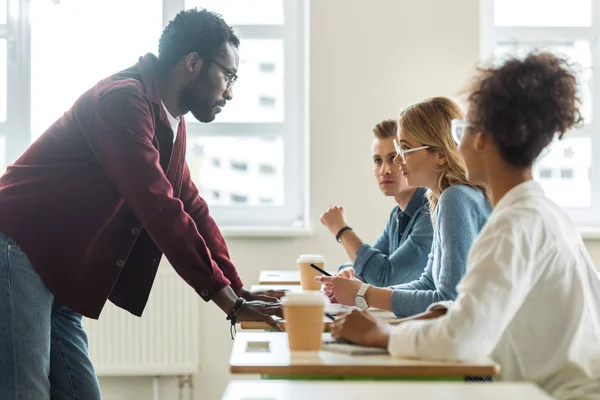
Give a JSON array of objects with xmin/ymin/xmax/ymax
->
[{"xmin": 355, "ymin": 296, "xmax": 367, "ymax": 310}]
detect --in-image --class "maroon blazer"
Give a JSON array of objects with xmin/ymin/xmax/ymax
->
[{"xmin": 0, "ymin": 54, "xmax": 243, "ymax": 319}]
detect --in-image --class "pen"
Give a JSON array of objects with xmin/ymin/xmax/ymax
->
[{"xmin": 310, "ymin": 263, "xmax": 331, "ymax": 276}]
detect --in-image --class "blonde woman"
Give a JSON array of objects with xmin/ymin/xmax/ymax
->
[{"xmin": 318, "ymin": 97, "xmax": 491, "ymax": 317}]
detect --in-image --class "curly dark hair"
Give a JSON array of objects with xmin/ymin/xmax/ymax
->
[
  {"xmin": 158, "ymin": 8, "xmax": 240, "ymax": 72},
  {"xmin": 467, "ymin": 51, "xmax": 583, "ymax": 168}
]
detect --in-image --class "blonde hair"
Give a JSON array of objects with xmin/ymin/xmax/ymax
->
[{"xmin": 398, "ymin": 96, "xmax": 486, "ymax": 217}]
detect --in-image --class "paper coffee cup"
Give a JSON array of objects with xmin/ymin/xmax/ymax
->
[
  {"xmin": 282, "ymin": 291, "xmax": 329, "ymax": 351},
  {"xmin": 297, "ymin": 254, "xmax": 326, "ymax": 291}
]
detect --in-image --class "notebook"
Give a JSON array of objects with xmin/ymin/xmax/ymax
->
[
  {"xmin": 325, "ymin": 304, "xmax": 387, "ymax": 316},
  {"xmin": 321, "ymin": 339, "xmax": 389, "ymax": 355},
  {"xmin": 324, "ymin": 304, "xmax": 356, "ymax": 315}
]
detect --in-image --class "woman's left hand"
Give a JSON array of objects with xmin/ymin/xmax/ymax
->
[
  {"xmin": 316, "ymin": 276, "xmax": 362, "ymax": 306},
  {"xmin": 330, "ymin": 309, "xmax": 391, "ymax": 348}
]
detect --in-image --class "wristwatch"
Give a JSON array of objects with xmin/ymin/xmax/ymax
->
[{"xmin": 355, "ymin": 283, "xmax": 371, "ymax": 310}]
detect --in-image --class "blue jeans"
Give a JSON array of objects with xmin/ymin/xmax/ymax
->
[{"xmin": 0, "ymin": 234, "xmax": 101, "ymax": 399}]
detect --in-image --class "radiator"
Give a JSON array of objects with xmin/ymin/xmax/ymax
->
[{"xmin": 82, "ymin": 266, "xmax": 202, "ymax": 377}]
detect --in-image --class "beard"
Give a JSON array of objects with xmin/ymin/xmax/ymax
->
[{"xmin": 179, "ymin": 74, "xmax": 217, "ymax": 123}]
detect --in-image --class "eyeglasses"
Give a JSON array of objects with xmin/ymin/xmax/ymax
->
[
  {"xmin": 451, "ymin": 119, "xmax": 473, "ymax": 144},
  {"xmin": 210, "ymin": 59, "xmax": 239, "ymax": 91},
  {"xmin": 393, "ymin": 139, "xmax": 430, "ymax": 163}
]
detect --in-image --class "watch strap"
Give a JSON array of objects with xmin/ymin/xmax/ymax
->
[
  {"xmin": 357, "ymin": 283, "xmax": 371, "ymax": 297},
  {"xmin": 335, "ymin": 226, "xmax": 353, "ymax": 242}
]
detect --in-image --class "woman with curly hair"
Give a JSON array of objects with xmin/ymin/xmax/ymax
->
[{"xmin": 330, "ymin": 52, "xmax": 600, "ymax": 399}]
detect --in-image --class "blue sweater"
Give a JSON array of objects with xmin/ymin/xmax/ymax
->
[
  {"xmin": 351, "ymin": 187, "xmax": 433, "ymax": 287},
  {"xmin": 390, "ymin": 184, "xmax": 492, "ymax": 317}
]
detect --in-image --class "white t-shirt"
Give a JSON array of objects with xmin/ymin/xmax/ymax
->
[
  {"xmin": 388, "ymin": 180, "xmax": 600, "ymax": 400},
  {"xmin": 161, "ymin": 101, "xmax": 180, "ymax": 143}
]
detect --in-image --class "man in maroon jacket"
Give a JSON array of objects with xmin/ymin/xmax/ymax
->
[{"xmin": 0, "ymin": 9, "xmax": 286, "ymax": 400}]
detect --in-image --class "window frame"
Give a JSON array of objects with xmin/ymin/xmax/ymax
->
[
  {"xmin": 480, "ymin": 0, "xmax": 600, "ymax": 227},
  {"xmin": 4, "ymin": 0, "xmax": 30, "ymax": 170},
  {"xmin": 166, "ymin": 0, "xmax": 309, "ymax": 230}
]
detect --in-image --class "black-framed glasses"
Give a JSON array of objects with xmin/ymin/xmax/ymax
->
[{"xmin": 210, "ymin": 59, "xmax": 238, "ymax": 91}]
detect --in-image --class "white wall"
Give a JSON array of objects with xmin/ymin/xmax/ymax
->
[{"xmin": 99, "ymin": 0, "xmax": 600, "ymax": 399}]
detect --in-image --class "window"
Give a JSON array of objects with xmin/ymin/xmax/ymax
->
[
  {"xmin": 539, "ymin": 168, "xmax": 553, "ymax": 179},
  {"xmin": 187, "ymin": 136, "xmax": 284, "ymax": 206},
  {"xmin": 481, "ymin": 0, "xmax": 600, "ymax": 226},
  {"xmin": 0, "ymin": 0, "xmax": 22, "ymax": 175},
  {"xmin": 230, "ymin": 193, "xmax": 248, "ymax": 204},
  {"xmin": 0, "ymin": 0, "xmax": 5, "ymax": 25},
  {"xmin": 0, "ymin": 38, "xmax": 6, "ymax": 123},
  {"xmin": 183, "ymin": 0, "xmax": 308, "ymax": 228},
  {"xmin": 561, "ymin": 169, "xmax": 575, "ymax": 179},
  {"xmin": 4, "ymin": 0, "xmax": 308, "ymax": 230},
  {"xmin": 30, "ymin": 0, "xmax": 162, "ymax": 142},
  {"xmin": 259, "ymin": 96, "xmax": 277, "ymax": 108},
  {"xmin": 259, "ymin": 62, "xmax": 276, "ymax": 73},
  {"xmin": 259, "ymin": 164, "xmax": 277, "ymax": 174},
  {"xmin": 230, "ymin": 160, "xmax": 248, "ymax": 172}
]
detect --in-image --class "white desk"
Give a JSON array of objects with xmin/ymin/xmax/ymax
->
[
  {"xmin": 229, "ymin": 332, "xmax": 500, "ymax": 378},
  {"xmin": 258, "ymin": 270, "xmax": 336, "ymax": 285},
  {"xmin": 221, "ymin": 380, "xmax": 553, "ymax": 400},
  {"xmin": 240, "ymin": 294, "xmax": 398, "ymax": 330},
  {"xmin": 250, "ymin": 284, "xmax": 303, "ymax": 294},
  {"xmin": 258, "ymin": 270, "xmax": 301, "ymax": 285},
  {"xmin": 240, "ymin": 315, "xmax": 333, "ymax": 330},
  {"xmin": 240, "ymin": 304, "xmax": 397, "ymax": 332}
]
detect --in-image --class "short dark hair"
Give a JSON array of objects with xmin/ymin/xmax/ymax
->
[
  {"xmin": 467, "ymin": 51, "xmax": 583, "ymax": 168},
  {"xmin": 158, "ymin": 8, "xmax": 240, "ymax": 72},
  {"xmin": 373, "ymin": 119, "xmax": 398, "ymax": 140}
]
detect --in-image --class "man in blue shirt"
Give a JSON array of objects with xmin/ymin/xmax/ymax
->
[{"xmin": 321, "ymin": 119, "xmax": 433, "ymax": 287}]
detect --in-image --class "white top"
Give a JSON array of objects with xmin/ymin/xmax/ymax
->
[
  {"xmin": 161, "ymin": 101, "xmax": 180, "ymax": 143},
  {"xmin": 222, "ymin": 380, "xmax": 553, "ymax": 400},
  {"xmin": 388, "ymin": 181, "xmax": 600, "ymax": 400}
]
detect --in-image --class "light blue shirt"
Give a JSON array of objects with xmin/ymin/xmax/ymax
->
[
  {"xmin": 390, "ymin": 185, "xmax": 492, "ymax": 317},
  {"xmin": 350, "ymin": 187, "xmax": 433, "ymax": 286}
]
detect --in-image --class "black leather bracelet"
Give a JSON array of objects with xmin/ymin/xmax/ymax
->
[
  {"xmin": 335, "ymin": 226, "xmax": 353, "ymax": 243},
  {"xmin": 226, "ymin": 298, "xmax": 246, "ymax": 340},
  {"xmin": 226, "ymin": 298, "xmax": 246, "ymax": 322}
]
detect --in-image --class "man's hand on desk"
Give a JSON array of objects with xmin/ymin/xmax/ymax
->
[
  {"xmin": 237, "ymin": 301, "xmax": 284, "ymax": 331},
  {"xmin": 213, "ymin": 286, "xmax": 285, "ymax": 332},
  {"xmin": 239, "ymin": 288, "xmax": 288, "ymax": 303},
  {"xmin": 330, "ymin": 309, "xmax": 391, "ymax": 349}
]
